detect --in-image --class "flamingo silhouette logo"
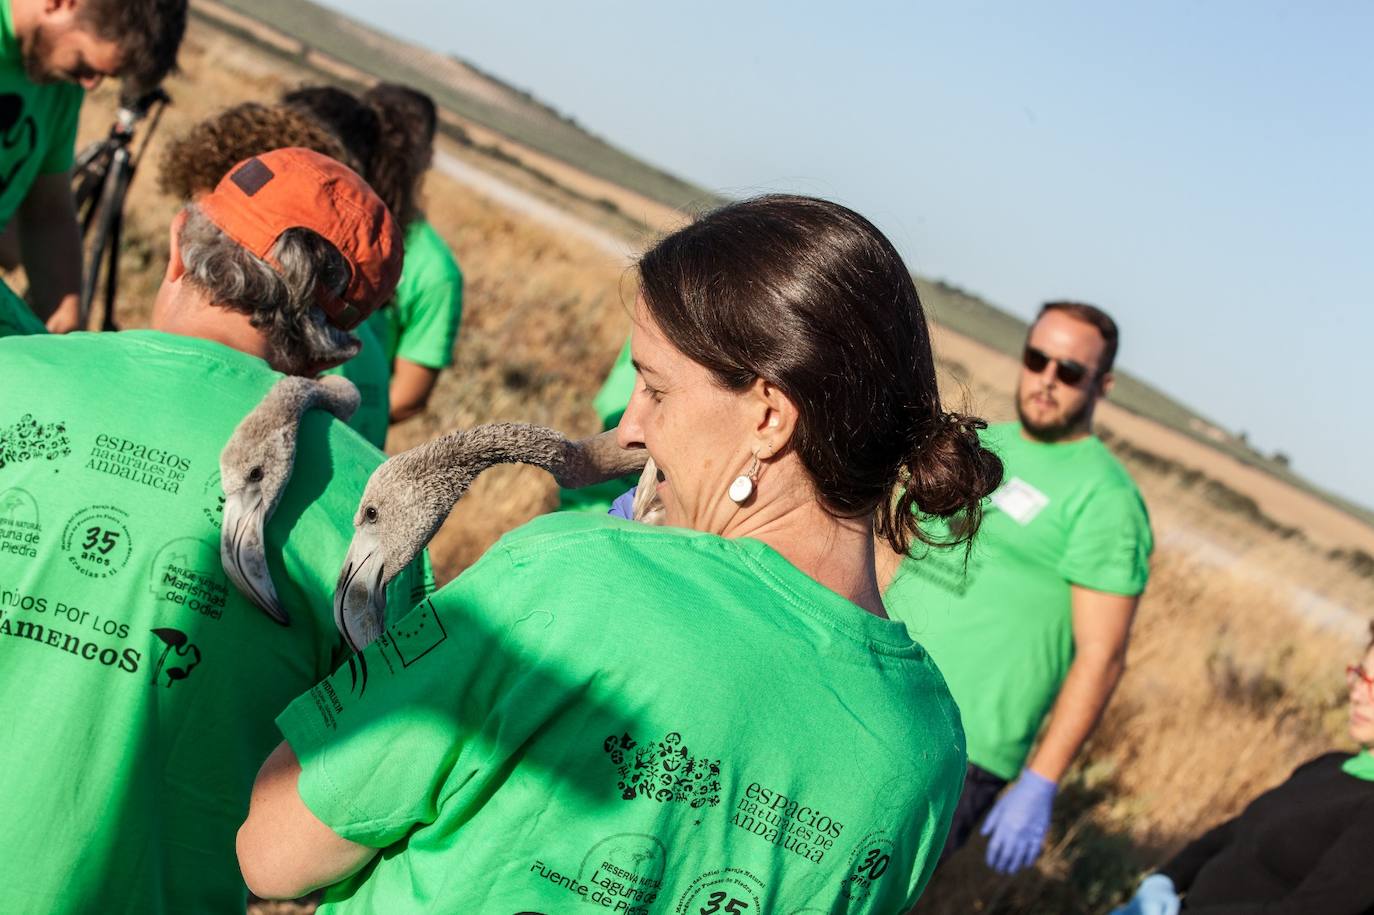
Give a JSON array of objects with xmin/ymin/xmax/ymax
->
[{"xmin": 150, "ymin": 627, "xmax": 201, "ymax": 688}]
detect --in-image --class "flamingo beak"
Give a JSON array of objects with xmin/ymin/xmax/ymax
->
[
  {"xmin": 221, "ymin": 487, "xmax": 290, "ymax": 626},
  {"xmin": 334, "ymin": 527, "xmax": 388, "ymax": 652}
]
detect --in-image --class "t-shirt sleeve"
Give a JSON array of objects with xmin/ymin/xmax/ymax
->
[
  {"xmin": 1058, "ymin": 483, "xmax": 1152, "ymax": 595},
  {"xmin": 277, "ymin": 545, "xmax": 521, "ymax": 848},
  {"xmin": 393, "ymin": 259, "xmax": 462, "ymax": 369},
  {"xmin": 40, "ymin": 87, "xmax": 83, "ymax": 174}
]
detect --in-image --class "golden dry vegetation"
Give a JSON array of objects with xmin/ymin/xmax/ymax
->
[{"xmin": 33, "ymin": 16, "xmax": 1374, "ymax": 915}]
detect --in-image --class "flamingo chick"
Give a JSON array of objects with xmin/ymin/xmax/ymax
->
[
  {"xmin": 334, "ymin": 423, "xmax": 647, "ymax": 649},
  {"xmin": 220, "ymin": 374, "xmax": 361, "ymax": 626}
]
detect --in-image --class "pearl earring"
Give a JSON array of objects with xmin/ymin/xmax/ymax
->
[{"xmin": 728, "ymin": 453, "xmax": 761, "ymax": 504}]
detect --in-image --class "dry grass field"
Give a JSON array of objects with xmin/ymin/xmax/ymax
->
[{"xmin": 25, "ymin": 16, "xmax": 1372, "ymax": 915}]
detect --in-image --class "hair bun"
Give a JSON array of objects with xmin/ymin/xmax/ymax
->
[{"xmin": 876, "ymin": 410, "xmax": 1004, "ymax": 555}]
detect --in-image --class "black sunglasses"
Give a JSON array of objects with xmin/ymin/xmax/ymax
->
[{"xmin": 1022, "ymin": 346, "xmax": 1093, "ymax": 387}]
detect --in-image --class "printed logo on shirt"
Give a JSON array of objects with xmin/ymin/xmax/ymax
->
[
  {"xmin": 149, "ymin": 538, "xmax": 229, "ymax": 621},
  {"xmin": 391, "ymin": 600, "xmax": 448, "ymax": 666},
  {"xmin": 577, "ymin": 833, "xmax": 667, "ymax": 912},
  {"xmin": 60, "ymin": 505, "xmax": 132, "ymax": 579},
  {"xmin": 0, "ymin": 487, "xmax": 41, "ymax": 559},
  {"xmin": 85, "ymin": 433, "xmax": 191, "ymax": 495},
  {"xmin": 990, "ymin": 477, "xmax": 1050, "ymax": 526},
  {"xmin": 201, "ymin": 470, "xmax": 224, "ymax": 529},
  {"xmin": 673, "ymin": 868, "xmax": 765, "ymax": 915},
  {"xmin": 0, "ymin": 413, "xmax": 71, "ymax": 469},
  {"xmin": 0, "ymin": 94, "xmax": 37, "ymax": 195},
  {"xmin": 731, "ymin": 781, "xmax": 843, "ymax": 864},
  {"xmin": 149, "ymin": 627, "xmax": 201, "ymax": 688},
  {"xmin": 336, "ymin": 600, "xmax": 450, "ymax": 703},
  {"xmin": 604, "ymin": 731, "xmax": 721, "ymax": 807},
  {"xmin": 837, "ymin": 832, "xmax": 896, "ymax": 904}
]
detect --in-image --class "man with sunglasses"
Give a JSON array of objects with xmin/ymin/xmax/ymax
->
[{"xmin": 882, "ymin": 301, "xmax": 1153, "ymax": 875}]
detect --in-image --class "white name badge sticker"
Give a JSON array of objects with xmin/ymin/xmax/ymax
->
[{"xmin": 990, "ymin": 476, "xmax": 1049, "ymax": 526}]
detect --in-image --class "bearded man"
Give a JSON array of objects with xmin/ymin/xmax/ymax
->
[{"xmin": 882, "ymin": 301, "xmax": 1153, "ymax": 874}]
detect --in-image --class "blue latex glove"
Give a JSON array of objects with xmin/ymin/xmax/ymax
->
[
  {"xmin": 1109, "ymin": 874, "xmax": 1181, "ymax": 915},
  {"xmin": 608, "ymin": 486, "xmax": 637, "ymax": 520},
  {"xmin": 980, "ymin": 768, "xmax": 1056, "ymax": 874}
]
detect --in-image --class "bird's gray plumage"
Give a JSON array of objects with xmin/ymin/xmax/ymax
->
[
  {"xmin": 220, "ymin": 374, "xmax": 360, "ymax": 626},
  {"xmin": 334, "ymin": 423, "xmax": 648, "ymax": 649}
]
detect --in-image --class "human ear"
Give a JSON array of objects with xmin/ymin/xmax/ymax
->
[
  {"xmin": 1098, "ymin": 371, "xmax": 1115, "ymax": 399},
  {"xmin": 749, "ymin": 378, "xmax": 799, "ymax": 459},
  {"xmin": 165, "ymin": 209, "xmax": 189, "ymax": 281}
]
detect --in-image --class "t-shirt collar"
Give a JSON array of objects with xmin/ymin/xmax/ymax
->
[
  {"xmin": 731, "ymin": 536, "xmax": 925, "ymax": 655},
  {"xmin": 1341, "ymin": 750, "xmax": 1374, "ymax": 782},
  {"xmin": 118, "ymin": 329, "xmax": 278, "ymax": 375}
]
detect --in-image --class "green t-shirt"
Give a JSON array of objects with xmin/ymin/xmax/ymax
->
[
  {"xmin": 884, "ymin": 422, "xmax": 1152, "ymax": 780},
  {"xmin": 0, "ymin": 329, "xmax": 430, "ymax": 914},
  {"xmin": 326, "ymin": 318, "xmax": 391, "ymax": 449},
  {"xmin": 370, "ymin": 218, "xmax": 463, "ymax": 369},
  {"xmin": 0, "ymin": 276, "xmax": 43, "ymax": 336},
  {"xmin": 281, "ymin": 512, "xmax": 966, "ymax": 915},
  {"xmin": 0, "ymin": 0, "xmax": 83, "ymax": 229},
  {"xmin": 559, "ymin": 338, "xmax": 638, "ymax": 513}
]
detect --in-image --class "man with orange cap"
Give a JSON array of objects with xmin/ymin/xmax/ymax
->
[{"xmin": 0, "ymin": 148, "xmax": 429, "ymax": 913}]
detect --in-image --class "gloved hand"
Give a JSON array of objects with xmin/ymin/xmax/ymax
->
[
  {"xmin": 608, "ymin": 486, "xmax": 638, "ymax": 520},
  {"xmin": 980, "ymin": 768, "xmax": 1057, "ymax": 874},
  {"xmin": 1108, "ymin": 874, "xmax": 1181, "ymax": 915}
]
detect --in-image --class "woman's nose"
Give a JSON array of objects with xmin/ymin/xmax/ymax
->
[{"xmin": 616, "ymin": 403, "xmax": 645, "ymax": 451}]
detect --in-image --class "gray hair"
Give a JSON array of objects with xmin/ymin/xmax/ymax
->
[{"xmin": 179, "ymin": 204, "xmax": 360, "ymax": 374}]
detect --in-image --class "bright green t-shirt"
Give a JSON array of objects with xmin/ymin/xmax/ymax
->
[
  {"xmin": 559, "ymin": 338, "xmax": 639, "ymax": 513},
  {"xmin": 0, "ymin": 329, "xmax": 430, "ymax": 914},
  {"xmin": 884, "ymin": 422, "xmax": 1152, "ymax": 781},
  {"xmin": 0, "ymin": 276, "xmax": 43, "ymax": 336},
  {"xmin": 326, "ymin": 318, "xmax": 391, "ymax": 449},
  {"xmin": 370, "ymin": 218, "xmax": 463, "ymax": 369},
  {"xmin": 281, "ymin": 512, "xmax": 967, "ymax": 915},
  {"xmin": 0, "ymin": 0, "xmax": 83, "ymax": 229}
]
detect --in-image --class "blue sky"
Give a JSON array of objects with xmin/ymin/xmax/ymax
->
[{"xmin": 320, "ymin": 0, "xmax": 1373, "ymax": 511}]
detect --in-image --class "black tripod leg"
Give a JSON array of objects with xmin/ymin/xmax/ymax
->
[
  {"xmin": 101, "ymin": 207, "xmax": 122, "ymax": 332},
  {"xmin": 81, "ymin": 149, "xmax": 131, "ymax": 329},
  {"xmin": 101, "ymin": 153, "xmax": 133, "ymax": 331}
]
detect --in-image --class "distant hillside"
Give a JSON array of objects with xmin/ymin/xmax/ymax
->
[
  {"xmin": 917, "ymin": 278, "xmax": 1374, "ymax": 528},
  {"xmin": 207, "ymin": 0, "xmax": 720, "ymax": 212},
  {"xmin": 191, "ymin": 1, "xmax": 1371, "ymax": 534}
]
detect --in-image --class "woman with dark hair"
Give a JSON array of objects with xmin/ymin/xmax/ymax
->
[
  {"xmin": 1112, "ymin": 622, "xmax": 1374, "ymax": 915},
  {"xmin": 237, "ymin": 195, "xmax": 1003, "ymax": 914},
  {"xmin": 362, "ymin": 83, "xmax": 463, "ymax": 423},
  {"xmin": 288, "ymin": 82, "xmax": 464, "ymax": 428}
]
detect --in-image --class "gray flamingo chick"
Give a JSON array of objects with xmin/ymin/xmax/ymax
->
[
  {"xmin": 334, "ymin": 424, "xmax": 647, "ymax": 650},
  {"xmin": 220, "ymin": 374, "xmax": 361, "ymax": 626}
]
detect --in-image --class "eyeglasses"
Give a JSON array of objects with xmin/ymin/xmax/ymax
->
[
  {"xmin": 1347, "ymin": 665, "xmax": 1374, "ymax": 701},
  {"xmin": 1022, "ymin": 345, "xmax": 1093, "ymax": 387}
]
